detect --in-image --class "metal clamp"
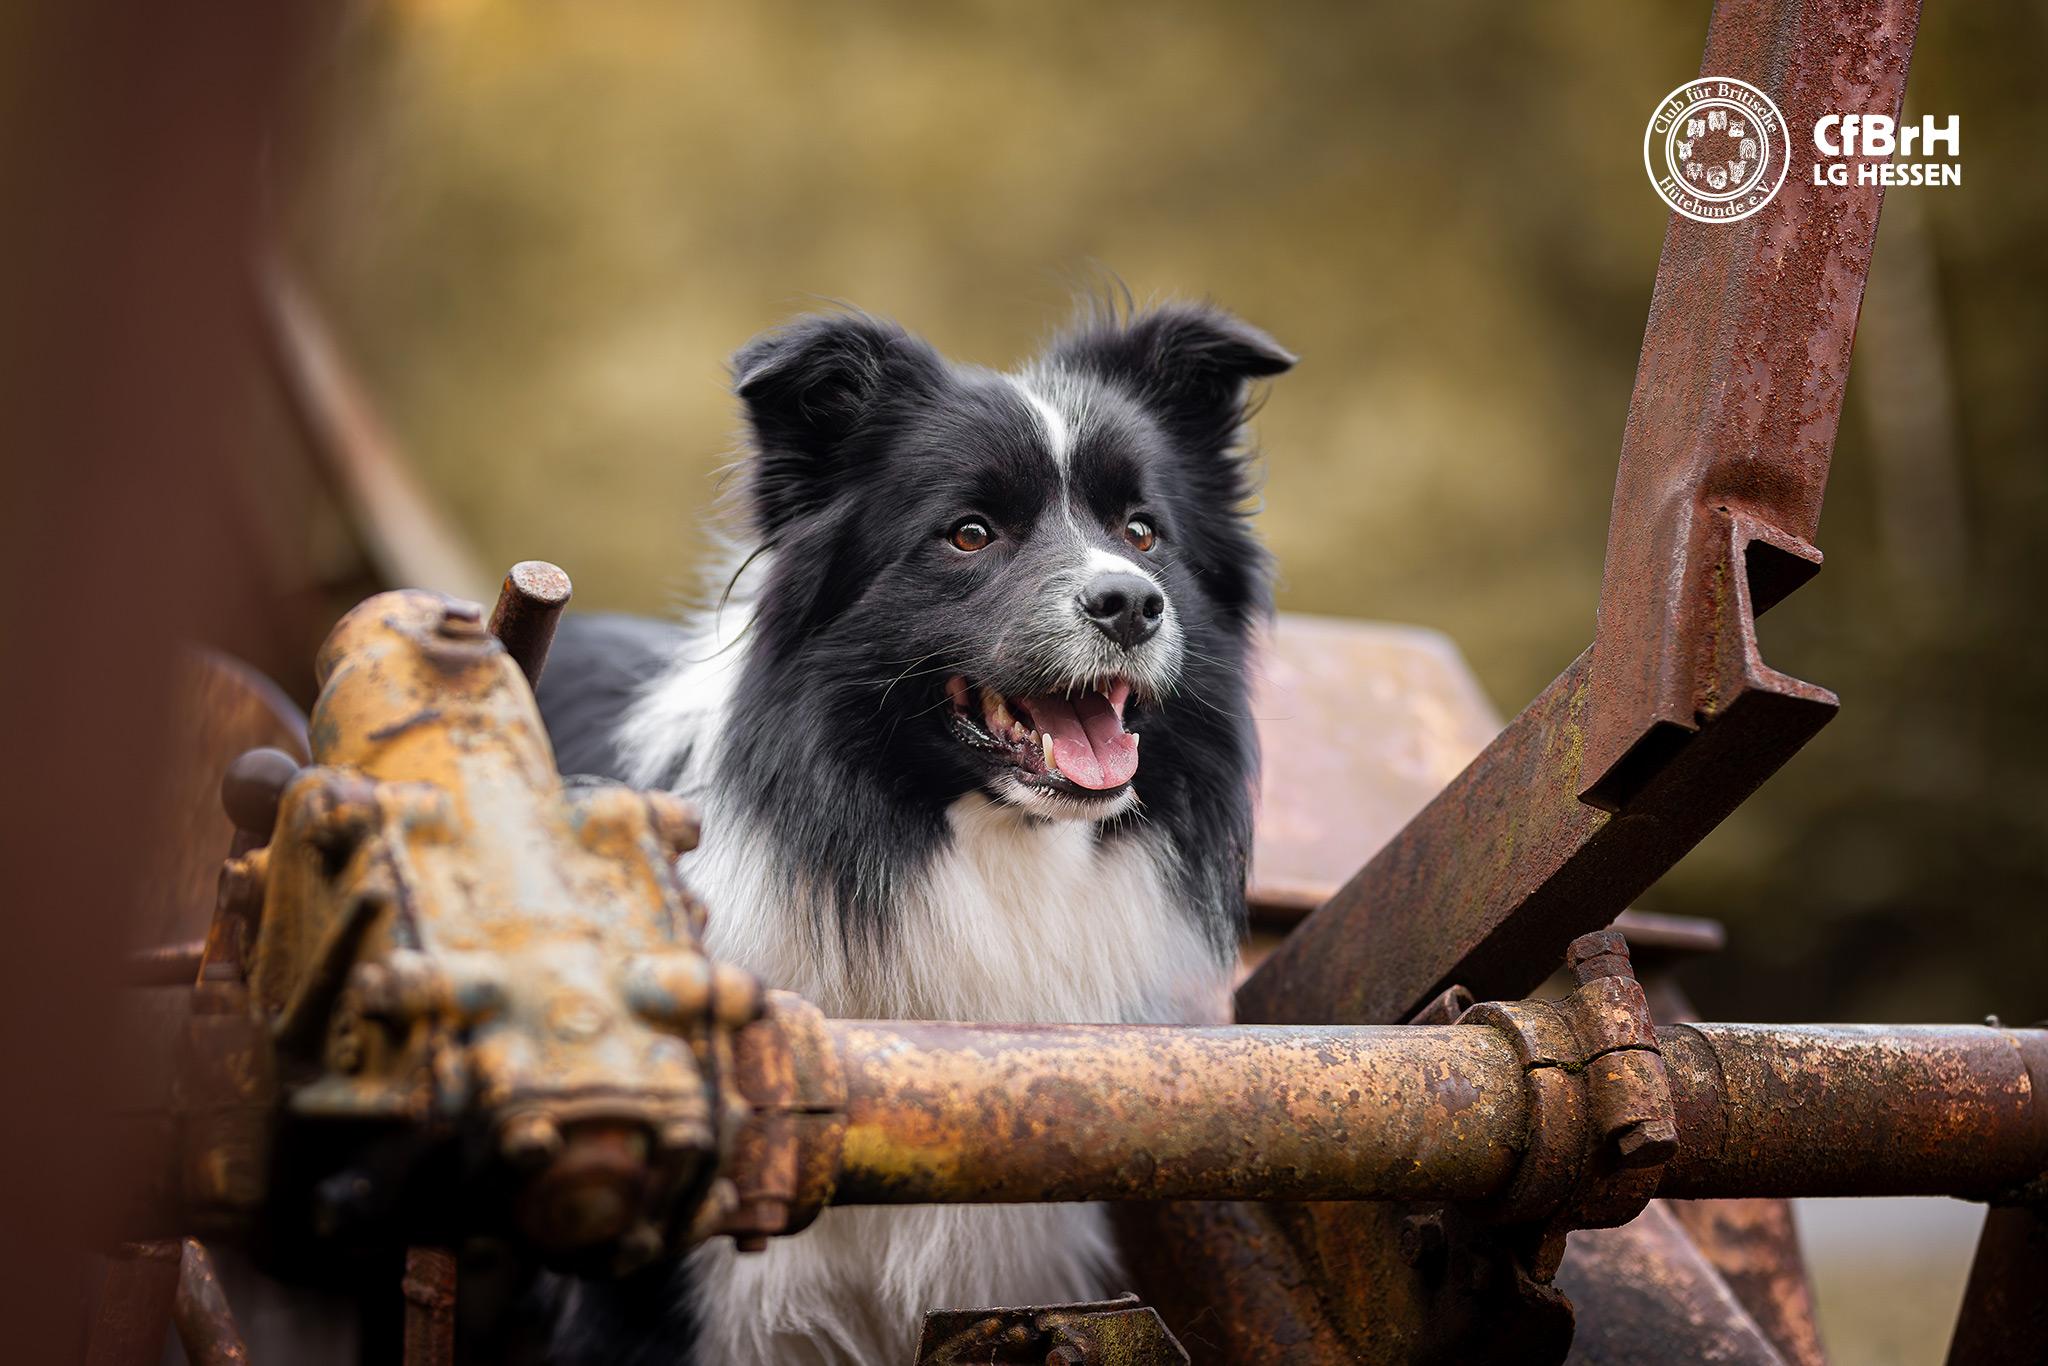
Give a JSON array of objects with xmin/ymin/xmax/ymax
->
[{"xmin": 1460, "ymin": 929, "xmax": 1676, "ymax": 1270}]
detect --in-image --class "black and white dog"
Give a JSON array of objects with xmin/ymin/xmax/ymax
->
[{"xmin": 537, "ymin": 300, "xmax": 1292, "ymax": 1364}]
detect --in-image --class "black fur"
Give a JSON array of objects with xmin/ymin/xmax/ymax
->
[{"xmin": 712, "ymin": 303, "xmax": 1282, "ymax": 956}]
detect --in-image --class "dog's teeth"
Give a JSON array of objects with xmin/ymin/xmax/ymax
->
[{"xmin": 1041, "ymin": 731, "xmax": 1057, "ymax": 773}]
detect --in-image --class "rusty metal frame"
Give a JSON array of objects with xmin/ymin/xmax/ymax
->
[
  {"xmin": 105, "ymin": 556, "xmax": 2046, "ymax": 1366},
  {"xmin": 90, "ymin": 2, "xmax": 2048, "ymax": 1363},
  {"xmin": 1237, "ymin": 0, "xmax": 1920, "ymax": 1029}
]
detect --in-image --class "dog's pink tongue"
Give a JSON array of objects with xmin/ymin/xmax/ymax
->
[{"xmin": 1028, "ymin": 693, "xmax": 1139, "ymax": 790}]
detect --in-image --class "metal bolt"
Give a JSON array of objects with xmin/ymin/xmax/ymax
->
[
  {"xmin": 627, "ymin": 953, "xmax": 711, "ymax": 1021},
  {"xmin": 1613, "ymin": 1116, "xmax": 1679, "ymax": 1169},
  {"xmin": 1567, "ymin": 929, "xmax": 1636, "ymax": 985},
  {"xmin": 437, "ymin": 598, "xmax": 486, "ymax": 637},
  {"xmin": 487, "ymin": 560, "xmax": 573, "ymax": 685}
]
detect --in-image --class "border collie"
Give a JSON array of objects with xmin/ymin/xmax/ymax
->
[{"xmin": 537, "ymin": 299, "xmax": 1293, "ymax": 1365}]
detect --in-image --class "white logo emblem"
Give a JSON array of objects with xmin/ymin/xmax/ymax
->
[{"xmin": 1644, "ymin": 77, "xmax": 1791, "ymax": 223}]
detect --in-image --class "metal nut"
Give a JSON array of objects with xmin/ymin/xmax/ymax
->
[{"xmin": 1613, "ymin": 1116, "xmax": 1678, "ymax": 1169}]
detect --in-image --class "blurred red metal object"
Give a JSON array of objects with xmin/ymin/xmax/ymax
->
[{"xmin": 0, "ymin": 0, "xmax": 317, "ymax": 1357}]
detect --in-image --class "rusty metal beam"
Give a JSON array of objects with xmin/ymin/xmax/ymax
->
[
  {"xmin": 402, "ymin": 1247, "xmax": 458, "ymax": 1366},
  {"xmin": 1559, "ymin": 1205, "xmax": 1791, "ymax": 1366},
  {"xmin": 172, "ymin": 1238, "xmax": 251, "ymax": 1366},
  {"xmin": 1945, "ymin": 1207, "xmax": 2048, "ymax": 1366},
  {"xmin": 257, "ymin": 259, "xmax": 492, "ymax": 604},
  {"xmin": 1579, "ymin": 0, "xmax": 1922, "ymax": 812},
  {"xmin": 1235, "ymin": 0, "xmax": 1921, "ymax": 1030},
  {"xmin": 1665, "ymin": 1199, "xmax": 1826, "ymax": 1366}
]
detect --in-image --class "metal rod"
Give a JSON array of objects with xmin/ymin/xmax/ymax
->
[
  {"xmin": 816, "ymin": 1020, "xmax": 2048, "ymax": 1209},
  {"xmin": 172, "ymin": 1238, "xmax": 250, "ymax": 1366},
  {"xmin": 125, "ymin": 940, "xmax": 206, "ymax": 987},
  {"xmin": 1945, "ymin": 1206, "xmax": 2048, "ymax": 1366},
  {"xmin": 401, "ymin": 1247, "xmax": 458, "ymax": 1366},
  {"xmin": 1658, "ymin": 1024, "xmax": 2048, "ymax": 1201},
  {"xmin": 487, "ymin": 560, "xmax": 573, "ymax": 688},
  {"xmin": 829, "ymin": 1021, "xmax": 1530, "ymax": 1205}
]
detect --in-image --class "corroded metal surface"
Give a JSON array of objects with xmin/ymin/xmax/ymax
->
[
  {"xmin": 1215, "ymin": 9, "xmax": 1927, "ymax": 1349},
  {"xmin": 402, "ymin": 1247, "xmax": 457, "ymax": 1366},
  {"xmin": 1647, "ymin": 975, "xmax": 1826, "ymax": 1366},
  {"xmin": 122, "ymin": 567, "xmax": 2037, "ymax": 1363},
  {"xmin": 173, "ymin": 1238, "xmax": 251, "ymax": 1366},
  {"xmin": 1658, "ymin": 1024, "xmax": 2048, "ymax": 1199},
  {"xmin": 1946, "ymin": 1206, "xmax": 2048, "ymax": 1366},
  {"xmin": 916, "ymin": 1295, "xmax": 1188, "ymax": 1366},
  {"xmin": 1247, "ymin": 616, "xmax": 1501, "ymax": 918},
  {"xmin": 1580, "ymin": 0, "xmax": 1922, "ymax": 809},
  {"xmin": 176, "ymin": 587, "xmax": 761, "ymax": 1273},
  {"xmin": 827, "ymin": 1017, "xmax": 1528, "ymax": 1205},
  {"xmin": 1560, "ymin": 1205, "xmax": 1788, "ymax": 1366},
  {"xmin": 488, "ymin": 560, "xmax": 574, "ymax": 688},
  {"xmin": 1667, "ymin": 1200, "xmax": 1826, "ymax": 1366}
]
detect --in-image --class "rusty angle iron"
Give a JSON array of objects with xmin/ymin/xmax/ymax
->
[{"xmin": 1199, "ymin": 0, "xmax": 1937, "ymax": 1360}]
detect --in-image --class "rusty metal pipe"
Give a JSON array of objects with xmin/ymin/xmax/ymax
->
[
  {"xmin": 172, "ymin": 1238, "xmax": 250, "ymax": 1366},
  {"xmin": 801, "ymin": 1020, "xmax": 2048, "ymax": 1211},
  {"xmin": 827, "ymin": 1020, "xmax": 1531, "ymax": 1205},
  {"xmin": 1659, "ymin": 1024, "xmax": 2048, "ymax": 1201}
]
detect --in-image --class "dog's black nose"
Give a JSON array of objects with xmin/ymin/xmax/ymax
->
[{"xmin": 1079, "ymin": 572, "xmax": 1165, "ymax": 649}]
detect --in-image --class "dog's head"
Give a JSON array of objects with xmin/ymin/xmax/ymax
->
[{"xmin": 729, "ymin": 302, "xmax": 1292, "ymax": 823}]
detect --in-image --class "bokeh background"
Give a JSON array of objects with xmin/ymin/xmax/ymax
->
[{"xmin": 268, "ymin": 4, "xmax": 2041, "ymax": 1358}]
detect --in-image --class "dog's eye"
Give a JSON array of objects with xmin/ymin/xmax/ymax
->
[
  {"xmin": 949, "ymin": 520, "xmax": 993, "ymax": 553},
  {"xmin": 1123, "ymin": 518, "xmax": 1157, "ymax": 552}
]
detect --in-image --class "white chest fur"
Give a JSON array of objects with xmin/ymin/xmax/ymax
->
[
  {"xmin": 618, "ymin": 604, "xmax": 1230, "ymax": 1364},
  {"xmin": 679, "ymin": 794, "xmax": 1225, "ymax": 1365}
]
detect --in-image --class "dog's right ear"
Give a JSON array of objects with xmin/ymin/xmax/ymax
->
[{"xmin": 732, "ymin": 313, "xmax": 944, "ymax": 535}]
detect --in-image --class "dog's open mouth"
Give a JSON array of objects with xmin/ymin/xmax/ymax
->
[{"xmin": 944, "ymin": 675, "xmax": 1139, "ymax": 796}]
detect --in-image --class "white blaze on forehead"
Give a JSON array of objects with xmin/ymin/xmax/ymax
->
[{"xmin": 1009, "ymin": 375, "xmax": 1072, "ymax": 472}]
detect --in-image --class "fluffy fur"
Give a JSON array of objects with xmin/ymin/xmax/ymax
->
[{"xmin": 536, "ymin": 299, "xmax": 1292, "ymax": 1365}]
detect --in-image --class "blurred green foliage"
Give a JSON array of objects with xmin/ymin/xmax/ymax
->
[{"xmin": 295, "ymin": 1, "xmax": 2045, "ymax": 1025}]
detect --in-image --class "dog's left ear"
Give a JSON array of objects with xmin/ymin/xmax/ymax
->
[
  {"xmin": 732, "ymin": 312, "xmax": 945, "ymax": 534},
  {"xmin": 1050, "ymin": 303, "xmax": 1295, "ymax": 454}
]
